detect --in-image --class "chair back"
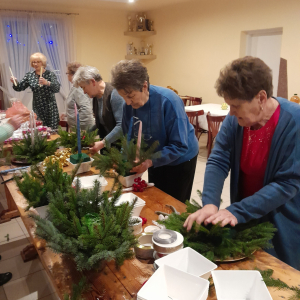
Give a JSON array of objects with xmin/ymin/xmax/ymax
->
[
  {"xmin": 189, "ymin": 97, "xmax": 202, "ymax": 106},
  {"xmin": 59, "ymin": 120, "xmax": 69, "ymax": 132},
  {"xmin": 206, "ymin": 112, "xmax": 226, "ymax": 158},
  {"xmin": 186, "ymin": 110, "xmax": 204, "ymax": 140}
]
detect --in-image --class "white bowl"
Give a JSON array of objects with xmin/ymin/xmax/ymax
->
[
  {"xmin": 212, "ymin": 270, "xmax": 272, "ymax": 300},
  {"xmin": 155, "ymin": 247, "xmax": 217, "ymax": 280},
  {"xmin": 115, "ymin": 192, "xmax": 146, "ymax": 217},
  {"xmin": 118, "ymin": 172, "xmax": 144, "ymax": 187},
  {"xmin": 66, "ymin": 157, "xmax": 94, "ymax": 175},
  {"xmin": 73, "ymin": 174, "xmax": 108, "ymax": 189},
  {"xmin": 137, "ymin": 265, "xmax": 209, "ymax": 300}
]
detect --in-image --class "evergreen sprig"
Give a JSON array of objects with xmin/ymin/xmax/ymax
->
[
  {"xmin": 158, "ymin": 191, "xmax": 277, "ymax": 261},
  {"xmin": 58, "ymin": 126, "xmax": 99, "ymax": 152},
  {"xmin": 256, "ymin": 268, "xmax": 300, "ymax": 300},
  {"xmin": 12, "ymin": 131, "xmax": 58, "ymax": 164},
  {"xmin": 31, "ymin": 180, "xmax": 137, "ymax": 271},
  {"xmin": 14, "ymin": 159, "xmax": 78, "ymax": 210},
  {"xmin": 63, "ymin": 277, "xmax": 90, "ymax": 300},
  {"xmin": 92, "ymin": 134, "xmax": 159, "ymax": 178}
]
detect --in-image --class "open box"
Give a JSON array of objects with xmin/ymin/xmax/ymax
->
[
  {"xmin": 155, "ymin": 247, "xmax": 217, "ymax": 280},
  {"xmin": 115, "ymin": 192, "xmax": 145, "ymax": 217},
  {"xmin": 212, "ymin": 270, "xmax": 272, "ymax": 300},
  {"xmin": 73, "ymin": 174, "xmax": 108, "ymax": 189},
  {"xmin": 118, "ymin": 172, "xmax": 144, "ymax": 187},
  {"xmin": 137, "ymin": 264, "xmax": 209, "ymax": 300},
  {"xmin": 66, "ymin": 157, "xmax": 94, "ymax": 175}
]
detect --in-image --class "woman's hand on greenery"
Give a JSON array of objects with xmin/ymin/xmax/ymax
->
[
  {"xmin": 205, "ymin": 209, "xmax": 238, "ymax": 227},
  {"xmin": 130, "ymin": 159, "xmax": 153, "ymax": 174},
  {"xmin": 183, "ymin": 204, "xmax": 218, "ymax": 231},
  {"xmin": 89, "ymin": 141, "xmax": 105, "ymax": 154}
]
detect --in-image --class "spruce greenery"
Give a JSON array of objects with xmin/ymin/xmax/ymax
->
[
  {"xmin": 158, "ymin": 190, "xmax": 277, "ymax": 261},
  {"xmin": 63, "ymin": 277, "xmax": 90, "ymax": 300},
  {"xmin": 257, "ymin": 268, "xmax": 300, "ymax": 300},
  {"xmin": 58, "ymin": 126, "xmax": 99, "ymax": 152},
  {"xmin": 31, "ymin": 180, "xmax": 138, "ymax": 271},
  {"xmin": 92, "ymin": 135, "xmax": 159, "ymax": 179},
  {"xmin": 12, "ymin": 131, "xmax": 58, "ymax": 164},
  {"xmin": 14, "ymin": 159, "xmax": 78, "ymax": 210}
]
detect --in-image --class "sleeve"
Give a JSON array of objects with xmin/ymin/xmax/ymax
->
[
  {"xmin": 201, "ymin": 116, "xmax": 232, "ymax": 207},
  {"xmin": 227, "ymin": 126, "xmax": 300, "ymax": 223},
  {"xmin": 74, "ymin": 89, "xmax": 93, "ymax": 127},
  {"xmin": 0, "ymin": 123, "xmax": 15, "ymax": 142},
  {"xmin": 103, "ymin": 89, "xmax": 124, "ymax": 145},
  {"xmin": 12, "ymin": 73, "xmax": 30, "ymax": 91},
  {"xmin": 47, "ymin": 72, "xmax": 60, "ymax": 93}
]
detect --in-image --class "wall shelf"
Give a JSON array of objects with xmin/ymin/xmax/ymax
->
[
  {"xmin": 124, "ymin": 31, "xmax": 156, "ymax": 38},
  {"xmin": 125, "ymin": 54, "xmax": 157, "ymax": 60}
]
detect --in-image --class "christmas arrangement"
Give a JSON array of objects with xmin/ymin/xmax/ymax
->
[
  {"xmin": 58, "ymin": 126, "xmax": 99, "ymax": 153},
  {"xmin": 31, "ymin": 180, "xmax": 138, "ymax": 271},
  {"xmin": 92, "ymin": 134, "xmax": 158, "ymax": 183},
  {"xmin": 43, "ymin": 148, "xmax": 72, "ymax": 169},
  {"xmin": 14, "ymin": 159, "xmax": 77, "ymax": 210},
  {"xmin": 12, "ymin": 130, "xmax": 58, "ymax": 164},
  {"xmin": 158, "ymin": 191, "xmax": 277, "ymax": 262}
]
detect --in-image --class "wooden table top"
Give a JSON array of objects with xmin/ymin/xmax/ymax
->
[{"xmin": 1, "ymin": 165, "xmax": 300, "ymax": 300}]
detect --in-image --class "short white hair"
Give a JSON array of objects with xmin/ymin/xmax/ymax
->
[{"xmin": 73, "ymin": 66, "xmax": 103, "ymax": 87}]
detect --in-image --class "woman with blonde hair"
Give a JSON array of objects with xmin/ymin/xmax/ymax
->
[
  {"xmin": 10, "ymin": 52, "xmax": 60, "ymax": 129},
  {"xmin": 60, "ymin": 62, "xmax": 94, "ymax": 130}
]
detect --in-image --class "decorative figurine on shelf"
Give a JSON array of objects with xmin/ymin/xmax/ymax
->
[
  {"xmin": 149, "ymin": 20, "xmax": 154, "ymax": 31},
  {"xmin": 132, "ymin": 19, "xmax": 137, "ymax": 32},
  {"xmin": 128, "ymin": 41, "xmax": 134, "ymax": 55},
  {"xmin": 128, "ymin": 16, "xmax": 132, "ymax": 32},
  {"xmin": 134, "ymin": 47, "xmax": 138, "ymax": 55},
  {"xmin": 145, "ymin": 47, "xmax": 149, "ymax": 55},
  {"xmin": 136, "ymin": 13, "xmax": 147, "ymax": 31},
  {"xmin": 147, "ymin": 43, "xmax": 153, "ymax": 55}
]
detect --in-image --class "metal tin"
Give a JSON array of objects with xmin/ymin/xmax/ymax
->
[
  {"xmin": 152, "ymin": 230, "xmax": 184, "ymax": 255},
  {"xmin": 134, "ymin": 232, "xmax": 154, "ymax": 259}
]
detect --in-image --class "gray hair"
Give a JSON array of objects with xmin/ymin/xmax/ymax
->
[
  {"xmin": 111, "ymin": 60, "xmax": 149, "ymax": 92},
  {"xmin": 73, "ymin": 66, "xmax": 103, "ymax": 87}
]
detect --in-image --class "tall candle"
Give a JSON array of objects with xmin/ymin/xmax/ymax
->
[
  {"xmin": 76, "ymin": 112, "xmax": 81, "ymax": 157},
  {"xmin": 135, "ymin": 121, "xmax": 142, "ymax": 162},
  {"xmin": 30, "ymin": 112, "xmax": 34, "ymax": 144},
  {"xmin": 74, "ymin": 103, "xmax": 78, "ymax": 124},
  {"xmin": 9, "ymin": 67, "xmax": 17, "ymax": 86},
  {"xmin": 33, "ymin": 111, "xmax": 36, "ymax": 131},
  {"xmin": 39, "ymin": 67, "xmax": 43, "ymax": 87}
]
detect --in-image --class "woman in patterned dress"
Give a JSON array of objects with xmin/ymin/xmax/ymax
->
[{"xmin": 10, "ymin": 52, "xmax": 60, "ymax": 129}]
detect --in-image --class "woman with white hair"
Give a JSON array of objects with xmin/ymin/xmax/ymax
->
[
  {"xmin": 73, "ymin": 66, "xmax": 124, "ymax": 152},
  {"xmin": 10, "ymin": 52, "xmax": 60, "ymax": 129}
]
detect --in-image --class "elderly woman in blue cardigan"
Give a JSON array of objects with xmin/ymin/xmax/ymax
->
[
  {"xmin": 110, "ymin": 60, "xmax": 199, "ymax": 203},
  {"xmin": 184, "ymin": 56, "xmax": 300, "ymax": 270}
]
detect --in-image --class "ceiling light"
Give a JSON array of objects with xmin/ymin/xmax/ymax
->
[{"xmin": 129, "ymin": 0, "xmax": 134, "ymax": 2}]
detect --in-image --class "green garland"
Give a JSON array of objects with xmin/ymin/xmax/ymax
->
[
  {"xmin": 14, "ymin": 159, "xmax": 78, "ymax": 210},
  {"xmin": 158, "ymin": 191, "xmax": 277, "ymax": 261},
  {"xmin": 31, "ymin": 181, "xmax": 138, "ymax": 271},
  {"xmin": 58, "ymin": 126, "xmax": 99, "ymax": 152},
  {"xmin": 12, "ymin": 131, "xmax": 58, "ymax": 164},
  {"xmin": 63, "ymin": 277, "xmax": 90, "ymax": 300}
]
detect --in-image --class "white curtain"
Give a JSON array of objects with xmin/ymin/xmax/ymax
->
[{"xmin": 0, "ymin": 10, "xmax": 75, "ymax": 112}]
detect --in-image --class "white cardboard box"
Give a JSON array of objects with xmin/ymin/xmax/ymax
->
[
  {"xmin": 115, "ymin": 192, "xmax": 146, "ymax": 217},
  {"xmin": 155, "ymin": 247, "xmax": 217, "ymax": 280},
  {"xmin": 212, "ymin": 270, "xmax": 273, "ymax": 300},
  {"xmin": 137, "ymin": 265, "xmax": 209, "ymax": 300},
  {"xmin": 74, "ymin": 174, "xmax": 108, "ymax": 189}
]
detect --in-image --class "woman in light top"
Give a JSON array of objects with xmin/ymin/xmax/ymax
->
[
  {"xmin": 60, "ymin": 62, "xmax": 94, "ymax": 130},
  {"xmin": 10, "ymin": 52, "xmax": 60, "ymax": 129}
]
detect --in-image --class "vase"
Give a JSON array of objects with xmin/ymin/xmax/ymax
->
[{"xmin": 290, "ymin": 94, "xmax": 300, "ymax": 104}]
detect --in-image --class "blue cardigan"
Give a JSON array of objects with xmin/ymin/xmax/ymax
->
[
  {"xmin": 122, "ymin": 85, "xmax": 199, "ymax": 168},
  {"xmin": 202, "ymin": 97, "xmax": 300, "ymax": 270}
]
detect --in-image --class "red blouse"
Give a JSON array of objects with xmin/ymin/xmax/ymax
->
[{"xmin": 240, "ymin": 105, "xmax": 280, "ymax": 199}]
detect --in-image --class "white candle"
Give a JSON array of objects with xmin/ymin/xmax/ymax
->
[
  {"xmin": 9, "ymin": 67, "xmax": 17, "ymax": 86},
  {"xmin": 30, "ymin": 112, "xmax": 34, "ymax": 144},
  {"xmin": 33, "ymin": 111, "xmax": 36, "ymax": 131},
  {"xmin": 39, "ymin": 67, "xmax": 43, "ymax": 87}
]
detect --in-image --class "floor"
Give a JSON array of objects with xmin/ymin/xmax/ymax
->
[{"xmin": 0, "ymin": 133, "xmax": 230, "ymax": 300}]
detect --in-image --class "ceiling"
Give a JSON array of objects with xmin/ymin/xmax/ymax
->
[{"xmin": 0, "ymin": 0, "xmax": 195, "ymax": 13}]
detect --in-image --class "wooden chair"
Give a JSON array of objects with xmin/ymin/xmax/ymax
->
[
  {"xmin": 206, "ymin": 112, "xmax": 226, "ymax": 158},
  {"xmin": 179, "ymin": 95, "xmax": 190, "ymax": 106},
  {"xmin": 59, "ymin": 120, "xmax": 69, "ymax": 132},
  {"xmin": 189, "ymin": 97, "xmax": 202, "ymax": 106},
  {"xmin": 186, "ymin": 110, "xmax": 205, "ymax": 141}
]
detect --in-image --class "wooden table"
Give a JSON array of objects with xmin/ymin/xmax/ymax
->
[{"xmin": 2, "ymin": 165, "xmax": 300, "ymax": 300}]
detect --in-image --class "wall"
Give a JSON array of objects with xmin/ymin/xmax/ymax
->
[{"xmin": 146, "ymin": 0, "xmax": 300, "ymax": 103}]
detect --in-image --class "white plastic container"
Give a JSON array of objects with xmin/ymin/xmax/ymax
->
[
  {"xmin": 118, "ymin": 172, "xmax": 144, "ymax": 187},
  {"xmin": 66, "ymin": 157, "xmax": 94, "ymax": 175},
  {"xmin": 115, "ymin": 192, "xmax": 146, "ymax": 217},
  {"xmin": 212, "ymin": 270, "xmax": 273, "ymax": 300},
  {"xmin": 73, "ymin": 174, "xmax": 108, "ymax": 189},
  {"xmin": 130, "ymin": 217, "xmax": 143, "ymax": 235},
  {"xmin": 155, "ymin": 247, "xmax": 217, "ymax": 280},
  {"xmin": 137, "ymin": 265, "xmax": 209, "ymax": 300}
]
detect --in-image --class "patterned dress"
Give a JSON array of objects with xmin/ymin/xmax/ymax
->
[{"xmin": 13, "ymin": 70, "xmax": 60, "ymax": 129}]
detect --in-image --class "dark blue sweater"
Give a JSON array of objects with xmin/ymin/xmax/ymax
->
[
  {"xmin": 202, "ymin": 97, "xmax": 300, "ymax": 270},
  {"xmin": 122, "ymin": 85, "xmax": 199, "ymax": 167}
]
